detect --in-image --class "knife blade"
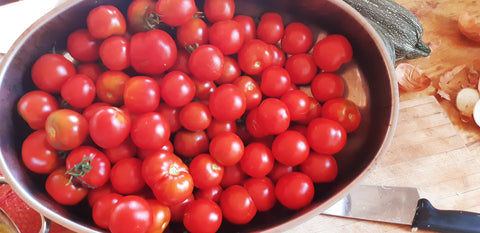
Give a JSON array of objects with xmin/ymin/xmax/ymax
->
[{"xmin": 322, "ymin": 185, "xmax": 480, "ymax": 233}]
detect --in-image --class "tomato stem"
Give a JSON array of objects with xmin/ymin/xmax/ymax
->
[{"xmin": 66, "ymin": 157, "xmax": 92, "ymax": 178}]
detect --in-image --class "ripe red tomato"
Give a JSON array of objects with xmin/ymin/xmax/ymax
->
[
  {"xmin": 61, "ymin": 74, "xmax": 96, "ymax": 109},
  {"xmin": 208, "ymin": 19, "xmax": 244, "ymax": 55},
  {"xmin": 45, "ymin": 109, "xmax": 89, "ymax": 151},
  {"xmin": 268, "ymin": 162, "xmax": 294, "ymax": 183},
  {"xmin": 233, "ymin": 75, "xmax": 262, "ymax": 110},
  {"xmin": 169, "ymin": 194, "xmax": 194, "ymax": 222},
  {"xmin": 173, "ymin": 129, "xmax": 209, "ymax": 158},
  {"xmin": 322, "ymin": 98, "xmax": 361, "ymax": 133},
  {"xmin": 285, "ymin": 53, "xmax": 318, "ymax": 85},
  {"xmin": 155, "ymin": 0, "xmax": 197, "ymax": 26},
  {"xmin": 243, "ymin": 177, "xmax": 276, "ymax": 212},
  {"xmin": 131, "ymin": 112, "xmax": 171, "ymax": 151},
  {"xmin": 17, "ymin": 90, "xmax": 58, "ymax": 130},
  {"xmin": 313, "ymin": 34, "xmax": 353, "ymax": 72},
  {"xmin": 169, "ymin": 48, "xmax": 192, "ymax": 75},
  {"xmin": 194, "ymin": 79, "xmax": 216, "ymax": 100},
  {"xmin": 209, "ymin": 84, "xmax": 246, "ymax": 121},
  {"xmin": 189, "ymin": 153, "xmax": 224, "ymax": 189},
  {"xmin": 146, "ymin": 199, "xmax": 171, "ymax": 233},
  {"xmin": 183, "ymin": 199, "xmax": 223, "ymax": 233},
  {"xmin": 66, "ymin": 146, "xmax": 111, "ymax": 188},
  {"xmin": 307, "ymin": 118, "xmax": 347, "ymax": 154},
  {"xmin": 45, "ymin": 167, "xmax": 89, "ymax": 205},
  {"xmin": 300, "ymin": 152, "xmax": 338, "ymax": 183},
  {"xmin": 21, "ymin": 130, "xmax": 60, "ymax": 174},
  {"xmin": 130, "ymin": 29, "xmax": 177, "ymax": 75},
  {"xmin": 215, "ymin": 56, "xmax": 241, "ymax": 85},
  {"xmin": 123, "ymin": 76, "xmax": 160, "ymax": 113},
  {"xmin": 110, "ymin": 157, "xmax": 145, "ymax": 194},
  {"xmin": 189, "ymin": 44, "xmax": 225, "ymax": 81},
  {"xmin": 204, "ymin": 0, "xmax": 235, "ymax": 22},
  {"xmin": 176, "ymin": 17, "xmax": 209, "ymax": 48},
  {"xmin": 67, "ymin": 29, "xmax": 100, "ymax": 62},
  {"xmin": 260, "ymin": 66, "xmax": 291, "ymax": 97},
  {"xmin": 92, "ymin": 192, "xmax": 122, "ymax": 229},
  {"xmin": 99, "ymin": 36, "xmax": 130, "ymax": 71},
  {"xmin": 240, "ymin": 142, "xmax": 274, "ymax": 178},
  {"xmin": 76, "ymin": 62, "xmax": 103, "ymax": 83},
  {"xmin": 87, "ymin": 5, "xmax": 127, "ymax": 39},
  {"xmin": 31, "ymin": 53, "xmax": 76, "ymax": 93},
  {"xmin": 109, "ymin": 195, "xmax": 152, "ymax": 233},
  {"xmin": 233, "ymin": 15, "xmax": 256, "ymax": 42},
  {"xmin": 89, "ymin": 106, "xmax": 131, "ymax": 149},
  {"xmin": 155, "ymin": 103, "xmax": 181, "ymax": 133},
  {"xmin": 272, "ymin": 130, "xmax": 310, "ymax": 166},
  {"xmin": 96, "ymin": 71, "xmax": 130, "ymax": 106},
  {"xmin": 206, "ymin": 119, "xmax": 237, "ymax": 139},
  {"xmin": 126, "ymin": 0, "xmax": 156, "ymax": 33},
  {"xmin": 179, "ymin": 102, "xmax": 212, "ymax": 131},
  {"xmin": 280, "ymin": 90, "xmax": 311, "ymax": 121},
  {"xmin": 237, "ymin": 39, "xmax": 273, "ymax": 75},
  {"xmin": 256, "ymin": 98, "xmax": 291, "ymax": 135},
  {"xmin": 221, "ymin": 164, "xmax": 247, "ymax": 188},
  {"xmin": 256, "ymin": 12, "xmax": 284, "ymax": 44},
  {"xmin": 195, "ymin": 185, "xmax": 223, "ymax": 203},
  {"xmin": 269, "ymin": 44, "xmax": 286, "ymax": 67},
  {"xmin": 311, "ymin": 72, "xmax": 344, "ymax": 102},
  {"xmin": 160, "ymin": 71, "xmax": 196, "ymax": 107},
  {"xmin": 87, "ymin": 182, "xmax": 115, "ymax": 207},
  {"xmin": 220, "ymin": 185, "xmax": 257, "ymax": 224},
  {"xmin": 295, "ymin": 97, "xmax": 323, "ymax": 125},
  {"xmin": 209, "ymin": 132, "xmax": 244, "ymax": 166},
  {"xmin": 275, "ymin": 172, "xmax": 314, "ymax": 210},
  {"xmin": 281, "ymin": 22, "xmax": 314, "ymax": 54}
]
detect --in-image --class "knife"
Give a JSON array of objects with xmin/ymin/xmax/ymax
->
[{"xmin": 322, "ymin": 185, "xmax": 480, "ymax": 233}]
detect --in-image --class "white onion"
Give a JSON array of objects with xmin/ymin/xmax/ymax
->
[{"xmin": 456, "ymin": 88, "xmax": 480, "ymax": 117}]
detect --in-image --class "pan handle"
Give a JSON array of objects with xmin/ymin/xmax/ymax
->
[{"xmin": 0, "ymin": 176, "xmax": 51, "ymax": 233}]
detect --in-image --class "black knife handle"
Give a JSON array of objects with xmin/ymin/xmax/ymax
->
[{"xmin": 412, "ymin": 198, "xmax": 480, "ymax": 233}]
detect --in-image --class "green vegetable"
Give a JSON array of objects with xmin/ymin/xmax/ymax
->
[{"xmin": 343, "ymin": 0, "xmax": 431, "ymax": 62}]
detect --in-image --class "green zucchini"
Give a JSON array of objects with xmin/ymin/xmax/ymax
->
[{"xmin": 343, "ymin": 0, "xmax": 431, "ymax": 62}]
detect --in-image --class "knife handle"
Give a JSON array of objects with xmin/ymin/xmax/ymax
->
[{"xmin": 412, "ymin": 198, "xmax": 480, "ymax": 233}]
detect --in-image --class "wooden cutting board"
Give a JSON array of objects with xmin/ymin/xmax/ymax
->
[{"xmin": 286, "ymin": 96, "xmax": 480, "ymax": 233}]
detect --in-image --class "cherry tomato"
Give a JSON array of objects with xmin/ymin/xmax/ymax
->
[
  {"xmin": 155, "ymin": 0, "xmax": 197, "ymax": 26},
  {"xmin": 208, "ymin": 19, "xmax": 244, "ymax": 55},
  {"xmin": 220, "ymin": 185, "xmax": 257, "ymax": 224},
  {"xmin": 321, "ymin": 98, "xmax": 361, "ymax": 133},
  {"xmin": 169, "ymin": 194, "xmax": 194, "ymax": 222},
  {"xmin": 146, "ymin": 199, "xmax": 171, "ymax": 233},
  {"xmin": 204, "ymin": 0, "xmax": 235, "ymax": 22},
  {"xmin": 183, "ymin": 199, "xmax": 223, "ymax": 233},
  {"xmin": 179, "ymin": 102, "xmax": 212, "ymax": 131},
  {"xmin": 142, "ymin": 151, "xmax": 194, "ymax": 206},
  {"xmin": 45, "ymin": 109, "xmax": 89, "ymax": 151},
  {"xmin": 206, "ymin": 119, "xmax": 237, "ymax": 139},
  {"xmin": 31, "ymin": 53, "xmax": 76, "ymax": 93},
  {"xmin": 237, "ymin": 39, "xmax": 273, "ymax": 75},
  {"xmin": 215, "ymin": 56, "xmax": 241, "ymax": 85},
  {"xmin": 195, "ymin": 185, "xmax": 223, "ymax": 203},
  {"xmin": 295, "ymin": 97, "xmax": 323, "ymax": 125},
  {"xmin": 89, "ymin": 106, "xmax": 131, "ymax": 149},
  {"xmin": 92, "ymin": 192, "xmax": 122, "ymax": 229},
  {"xmin": 313, "ymin": 34, "xmax": 353, "ymax": 72},
  {"xmin": 103, "ymin": 137, "xmax": 137, "ymax": 163},
  {"xmin": 137, "ymin": 140, "xmax": 174, "ymax": 160},
  {"xmin": 245, "ymin": 108, "xmax": 267, "ymax": 138},
  {"xmin": 307, "ymin": 117, "xmax": 347, "ymax": 154},
  {"xmin": 209, "ymin": 84, "xmax": 246, "ymax": 121},
  {"xmin": 285, "ymin": 53, "xmax": 317, "ymax": 85},
  {"xmin": 256, "ymin": 12, "xmax": 284, "ymax": 44},
  {"xmin": 268, "ymin": 162, "xmax": 295, "ymax": 183},
  {"xmin": 21, "ymin": 130, "xmax": 60, "ymax": 174},
  {"xmin": 130, "ymin": 112, "xmax": 170, "ymax": 151},
  {"xmin": 233, "ymin": 15, "xmax": 256, "ymax": 42},
  {"xmin": 233, "ymin": 75, "xmax": 262, "ymax": 110},
  {"xmin": 109, "ymin": 195, "xmax": 152, "ymax": 233},
  {"xmin": 209, "ymin": 132, "xmax": 244, "ymax": 166},
  {"xmin": 110, "ymin": 158, "xmax": 145, "ymax": 194},
  {"xmin": 66, "ymin": 146, "xmax": 111, "ymax": 188},
  {"xmin": 189, "ymin": 44, "xmax": 225, "ymax": 81},
  {"xmin": 88, "ymin": 182, "xmax": 115, "ymax": 207},
  {"xmin": 67, "ymin": 28, "xmax": 100, "ymax": 62},
  {"xmin": 243, "ymin": 177, "xmax": 276, "ymax": 211},
  {"xmin": 275, "ymin": 172, "xmax": 314, "ymax": 210},
  {"xmin": 281, "ymin": 22, "xmax": 313, "ymax": 54},
  {"xmin": 160, "ymin": 71, "xmax": 196, "ymax": 107},
  {"xmin": 269, "ymin": 44, "xmax": 286, "ymax": 67},
  {"xmin": 272, "ymin": 130, "xmax": 309, "ymax": 166},
  {"xmin": 87, "ymin": 5, "xmax": 127, "ymax": 39},
  {"xmin": 61, "ymin": 74, "xmax": 96, "ymax": 109},
  {"xmin": 176, "ymin": 17, "xmax": 208, "ymax": 48},
  {"xmin": 256, "ymin": 98, "xmax": 291, "ymax": 135},
  {"xmin": 155, "ymin": 103, "xmax": 181, "ymax": 133},
  {"xmin": 169, "ymin": 48, "xmax": 192, "ymax": 75},
  {"xmin": 45, "ymin": 167, "xmax": 88, "ymax": 205},
  {"xmin": 96, "ymin": 71, "xmax": 130, "ymax": 106},
  {"xmin": 173, "ymin": 129, "xmax": 209, "ymax": 158},
  {"xmin": 99, "ymin": 36, "xmax": 130, "ymax": 71},
  {"xmin": 240, "ymin": 142, "xmax": 274, "ymax": 177},
  {"xmin": 311, "ymin": 72, "xmax": 344, "ymax": 102},
  {"xmin": 189, "ymin": 153, "xmax": 224, "ymax": 189},
  {"xmin": 124, "ymin": 76, "xmax": 160, "ymax": 113},
  {"xmin": 126, "ymin": 0, "xmax": 156, "ymax": 33},
  {"xmin": 17, "ymin": 90, "xmax": 58, "ymax": 130},
  {"xmin": 130, "ymin": 29, "xmax": 177, "ymax": 75},
  {"xmin": 280, "ymin": 90, "xmax": 311, "ymax": 121},
  {"xmin": 82, "ymin": 102, "xmax": 110, "ymax": 121},
  {"xmin": 260, "ymin": 66, "xmax": 291, "ymax": 97},
  {"xmin": 194, "ymin": 79, "xmax": 216, "ymax": 100},
  {"xmin": 221, "ymin": 164, "xmax": 247, "ymax": 188},
  {"xmin": 77, "ymin": 62, "xmax": 103, "ymax": 82},
  {"xmin": 300, "ymin": 152, "xmax": 338, "ymax": 183}
]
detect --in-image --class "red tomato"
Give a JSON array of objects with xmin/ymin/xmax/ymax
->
[
  {"xmin": 307, "ymin": 118, "xmax": 347, "ymax": 154},
  {"xmin": 256, "ymin": 98, "xmax": 291, "ymax": 135},
  {"xmin": 88, "ymin": 182, "xmax": 115, "ymax": 207},
  {"xmin": 66, "ymin": 146, "xmax": 111, "ymax": 188},
  {"xmin": 45, "ymin": 167, "xmax": 88, "ymax": 205},
  {"xmin": 110, "ymin": 158, "xmax": 145, "ymax": 194},
  {"xmin": 243, "ymin": 177, "xmax": 276, "ymax": 212},
  {"xmin": 31, "ymin": 53, "xmax": 76, "ymax": 93},
  {"xmin": 103, "ymin": 137, "xmax": 137, "ymax": 163},
  {"xmin": 45, "ymin": 109, "xmax": 89, "ymax": 151},
  {"xmin": 281, "ymin": 22, "xmax": 314, "ymax": 54},
  {"xmin": 285, "ymin": 53, "xmax": 318, "ymax": 85},
  {"xmin": 215, "ymin": 56, "xmax": 241, "ymax": 85},
  {"xmin": 220, "ymin": 164, "xmax": 247, "ymax": 188},
  {"xmin": 269, "ymin": 44, "xmax": 286, "ymax": 67},
  {"xmin": 124, "ymin": 76, "xmax": 160, "ymax": 113},
  {"xmin": 155, "ymin": 103, "xmax": 181, "ymax": 133},
  {"xmin": 183, "ymin": 199, "xmax": 223, "ymax": 233},
  {"xmin": 67, "ymin": 29, "xmax": 100, "ymax": 62},
  {"xmin": 272, "ymin": 130, "xmax": 310, "ymax": 166},
  {"xmin": 313, "ymin": 34, "xmax": 353, "ymax": 72},
  {"xmin": 245, "ymin": 108, "xmax": 267, "ymax": 138},
  {"xmin": 82, "ymin": 102, "xmax": 110, "ymax": 121},
  {"xmin": 189, "ymin": 153, "xmax": 224, "ymax": 189},
  {"xmin": 260, "ymin": 66, "xmax": 291, "ymax": 97},
  {"xmin": 130, "ymin": 29, "xmax": 177, "ymax": 75},
  {"xmin": 89, "ymin": 106, "xmax": 131, "ymax": 149},
  {"xmin": 146, "ymin": 199, "xmax": 171, "ymax": 233},
  {"xmin": 208, "ymin": 19, "xmax": 244, "ymax": 55},
  {"xmin": 295, "ymin": 97, "xmax": 323, "ymax": 125},
  {"xmin": 179, "ymin": 102, "xmax": 212, "ymax": 131},
  {"xmin": 99, "ymin": 36, "xmax": 130, "ymax": 71},
  {"xmin": 126, "ymin": 0, "xmax": 156, "ymax": 33},
  {"xmin": 209, "ymin": 84, "xmax": 246, "ymax": 121},
  {"xmin": 61, "ymin": 74, "xmax": 96, "ymax": 109},
  {"xmin": 195, "ymin": 185, "xmax": 223, "ymax": 203},
  {"xmin": 87, "ymin": 5, "xmax": 127, "ymax": 39},
  {"xmin": 109, "ymin": 195, "xmax": 152, "ymax": 233},
  {"xmin": 176, "ymin": 17, "xmax": 209, "ymax": 48},
  {"xmin": 233, "ymin": 15, "xmax": 256, "ymax": 42},
  {"xmin": 206, "ymin": 119, "xmax": 237, "ymax": 139},
  {"xmin": 96, "ymin": 71, "xmax": 130, "ymax": 106},
  {"xmin": 311, "ymin": 72, "xmax": 344, "ymax": 102},
  {"xmin": 169, "ymin": 48, "xmax": 192, "ymax": 75},
  {"xmin": 131, "ymin": 112, "xmax": 170, "ymax": 151},
  {"xmin": 173, "ymin": 129, "xmax": 209, "ymax": 158},
  {"xmin": 220, "ymin": 185, "xmax": 257, "ymax": 224},
  {"xmin": 77, "ymin": 62, "xmax": 103, "ymax": 82},
  {"xmin": 300, "ymin": 152, "xmax": 338, "ymax": 183},
  {"xmin": 321, "ymin": 98, "xmax": 361, "ymax": 133},
  {"xmin": 141, "ymin": 151, "xmax": 194, "ymax": 206},
  {"xmin": 256, "ymin": 12, "xmax": 284, "ymax": 44},
  {"xmin": 209, "ymin": 132, "xmax": 244, "ymax": 166},
  {"xmin": 233, "ymin": 75, "xmax": 262, "ymax": 110},
  {"xmin": 237, "ymin": 39, "xmax": 273, "ymax": 75},
  {"xmin": 280, "ymin": 90, "xmax": 311, "ymax": 121},
  {"xmin": 92, "ymin": 192, "xmax": 122, "ymax": 229},
  {"xmin": 21, "ymin": 130, "xmax": 60, "ymax": 174},
  {"xmin": 169, "ymin": 194, "xmax": 194, "ymax": 222},
  {"xmin": 275, "ymin": 172, "xmax": 314, "ymax": 210},
  {"xmin": 189, "ymin": 44, "xmax": 225, "ymax": 81},
  {"xmin": 204, "ymin": 0, "xmax": 235, "ymax": 22},
  {"xmin": 160, "ymin": 71, "xmax": 195, "ymax": 107},
  {"xmin": 137, "ymin": 140, "xmax": 174, "ymax": 160},
  {"xmin": 194, "ymin": 79, "xmax": 216, "ymax": 100},
  {"xmin": 155, "ymin": 0, "xmax": 197, "ymax": 26},
  {"xmin": 17, "ymin": 90, "xmax": 58, "ymax": 130},
  {"xmin": 268, "ymin": 162, "xmax": 295, "ymax": 183},
  {"xmin": 240, "ymin": 142, "xmax": 274, "ymax": 177}
]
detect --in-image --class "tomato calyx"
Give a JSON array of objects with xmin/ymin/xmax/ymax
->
[
  {"xmin": 168, "ymin": 163, "xmax": 181, "ymax": 176},
  {"xmin": 65, "ymin": 157, "xmax": 95, "ymax": 188}
]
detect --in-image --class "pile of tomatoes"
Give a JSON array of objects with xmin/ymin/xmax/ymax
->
[{"xmin": 16, "ymin": 0, "xmax": 362, "ymax": 232}]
